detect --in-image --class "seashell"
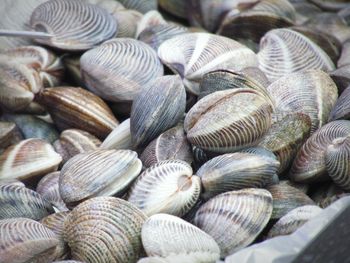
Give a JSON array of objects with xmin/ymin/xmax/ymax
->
[
  {"xmin": 330, "ymin": 65, "xmax": 350, "ymax": 94},
  {"xmin": 114, "ymin": 9, "xmax": 142, "ymax": 38},
  {"xmin": 192, "ymin": 146, "xmax": 209, "ymax": 169},
  {"xmin": 325, "ymin": 136, "xmax": 350, "ymax": 191},
  {"xmin": 127, "ymin": 160, "xmax": 200, "ymax": 217},
  {"xmin": 158, "ymin": 32, "xmax": 258, "ymax": 95},
  {"xmin": 53, "ymin": 261, "xmax": 84, "ymax": 263},
  {"xmin": 140, "ymin": 125, "xmax": 193, "ymax": 168},
  {"xmin": 338, "ymin": 6, "xmax": 350, "ymax": 25},
  {"xmin": 0, "ymin": 138, "xmax": 62, "ymax": 182},
  {"xmin": 318, "ymin": 193, "xmax": 350, "ymax": 208},
  {"xmin": 329, "ymin": 86, "xmax": 350, "ymax": 121},
  {"xmin": 240, "ymin": 146, "xmax": 278, "ymax": 159},
  {"xmin": 0, "ymin": 121, "xmax": 22, "ymax": 150},
  {"xmin": 239, "ymin": 67, "xmax": 270, "ymax": 88},
  {"xmin": 290, "ymin": 120, "xmax": 350, "ymax": 183},
  {"xmin": 64, "ymin": 196, "xmax": 147, "ymax": 263},
  {"xmin": 281, "ymin": 180, "xmax": 309, "ymax": 195},
  {"xmin": 81, "ymin": 38, "xmax": 164, "ymax": 103},
  {"xmin": 141, "ymin": 214, "xmax": 220, "ymax": 262},
  {"xmin": 60, "ymin": 149, "xmax": 142, "ymax": 208},
  {"xmin": 258, "ymin": 28, "xmax": 335, "ymax": 82},
  {"xmin": 309, "ymin": 182, "xmax": 344, "ymax": 204},
  {"xmin": 135, "ymin": 10, "xmax": 167, "ymax": 38},
  {"xmin": 0, "ymin": 184, "xmax": 54, "ymax": 220},
  {"xmin": 293, "ymin": 2, "xmax": 322, "ymax": 25},
  {"xmin": 0, "ymin": 217, "xmax": 60, "ymax": 263},
  {"xmin": 62, "ymin": 55, "xmax": 83, "ymax": 86},
  {"xmin": 37, "ymin": 87, "xmax": 118, "ymax": 139},
  {"xmin": 309, "ymin": 0, "xmax": 350, "ymax": 11},
  {"xmin": 158, "ymin": 0, "xmax": 188, "ymax": 18},
  {"xmin": 118, "ymin": 0, "xmax": 157, "ymax": 13},
  {"xmin": 193, "ymin": 189, "xmax": 273, "ymax": 257},
  {"xmin": 100, "ymin": 118, "xmax": 132, "ymax": 150},
  {"xmin": 337, "ymin": 40, "xmax": 350, "ymax": 68},
  {"xmin": 29, "ymin": 0, "xmax": 117, "ymax": 51},
  {"xmin": 184, "ymin": 89, "xmax": 273, "ymax": 153},
  {"xmin": 53, "ymin": 129, "xmax": 101, "ymax": 165},
  {"xmin": 267, "ymin": 205, "xmax": 323, "ymax": 239},
  {"xmin": 197, "ymin": 152, "xmax": 279, "ymax": 200},
  {"xmin": 0, "ymin": 179, "xmax": 25, "ymax": 188},
  {"xmin": 130, "ymin": 75, "xmax": 186, "ymax": 148}
]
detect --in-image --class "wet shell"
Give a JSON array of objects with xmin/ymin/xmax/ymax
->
[
  {"xmin": 81, "ymin": 38, "xmax": 164, "ymax": 103},
  {"xmin": 130, "ymin": 75, "xmax": 186, "ymax": 148},
  {"xmin": 60, "ymin": 149, "xmax": 142, "ymax": 208},
  {"xmin": 100, "ymin": 118, "xmax": 132, "ymax": 150},
  {"xmin": 29, "ymin": 0, "xmax": 117, "ymax": 50},
  {"xmin": 158, "ymin": 0, "xmax": 188, "ymax": 18},
  {"xmin": 141, "ymin": 214, "xmax": 220, "ymax": 262},
  {"xmin": 193, "ymin": 189, "xmax": 273, "ymax": 257},
  {"xmin": 0, "ymin": 218, "xmax": 59, "ymax": 263},
  {"xmin": 127, "ymin": 160, "xmax": 200, "ymax": 217},
  {"xmin": 64, "ymin": 196, "xmax": 147, "ymax": 263},
  {"xmin": 0, "ymin": 138, "xmax": 62, "ymax": 182},
  {"xmin": 158, "ymin": 33, "xmax": 258, "ymax": 95},
  {"xmin": 329, "ymin": 86, "xmax": 350, "ymax": 121},
  {"xmin": 290, "ymin": 120, "xmax": 350, "ymax": 183},
  {"xmin": 258, "ymin": 28, "xmax": 335, "ymax": 82},
  {"xmin": 118, "ymin": 0, "xmax": 157, "ymax": 13},
  {"xmin": 239, "ymin": 67, "xmax": 270, "ymax": 88},
  {"xmin": 184, "ymin": 89, "xmax": 273, "ymax": 153}
]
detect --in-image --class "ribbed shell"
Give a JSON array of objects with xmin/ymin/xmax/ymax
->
[
  {"xmin": 194, "ymin": 189, "xmax": 273, "ymax": 257},
  {"xmin": 118, "ymin": 0, "xmax": 157, "ymax": 13},
  {"xmin": 197, "ymin": 152, "xmax": 280, "ymax": 200},
  {"xmin": 184, "ymin": 89, "xmax": 273, "ymax": 153},
  {"xmin": 80, "ymin": 38, "xmax": 164, "ymax": 103},
  {"xmin": 0, "ymin": 179, "xmax": 25, "ymax": 188},
  {"xmin": 0, "ymin": 184, "xmax": 54, "ymax": 220},
  {"xmin": 330, "ymin": 64, "xmax": 350, "ymax": 94},
  {"xmin": 64, "ymin": 196, "xmax": 147, "ymax": 263},
  {"xmin": 127, "ymin": 160, "xmax": 200, "ymax": 217},
  {"xmin": 114, "ymin": 9, "xmax": 142, "ymax": 38},
  {"xmin": 135, "ymin": 10, "xmax": 167, "ymax": 38},
  {"xmin": 130, "ymin": 75, "xmax": 186, "ymax": 148},
  {"xmin": 258, "ymin": 28, "xmax": 335, "ymax": 82},
  {"xmin": 290, "ymin": 120, "xmax": 350, "ymax": 183},
  {"xmin": 329, "ymin": 86, "xmax": 350, "ymax": 121},
  {"xmin": 100, "ymin": 118, "xmax": 132, "ymax": 150},
  {"xmin": 29, "ymin": 0, "xmax": 117, "ymax": 51},
  {"xmin": 141, "ymin": 214, "xmax": 220, "ymax": 262},
  {"xmin": 0, "ymin": 122, "xmax": 17, "ymax": 149},
  {"xmin": 0, "ymin": 138, "xmax": 62, "ymax": 182},
  {"xmin": 0, "ymin": 218, "xmax": 59, "ymax": 263},
  {"xmin": 158, "ymin": 0, "xmax": 188, "ymax": 18},
  {"xmin": 158, "ymin": 32, "xmax": 258, "ymax": 95}
]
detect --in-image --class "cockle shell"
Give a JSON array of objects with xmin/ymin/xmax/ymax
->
[
  {"xmin": 100, "ymin": 118, "xmax": 132, "ymax": 150},
  {"xmin": 239, "ymin": 67, "xmax": 270, "ymax": 88},
  {"xmin": 329, "ymin": 86, "xmax": 350, "ymax": 121},
  {"xmin": 127, "ymin": 160, "xmax": 200, "ymax": 217},
  {"xmin": 118, "ymin": 0, "xmax": 157, "ymax": 13},
  {"xmin": 158, "ymin": 0, "xmax": 188, "ymax": 18},
  {"xmin": 193, "ymin": 189, "xmax": 273, "ymax": 257},
  {"xmin": 141, "ymin": 214, "xmax": 220, "ymax": 263}
]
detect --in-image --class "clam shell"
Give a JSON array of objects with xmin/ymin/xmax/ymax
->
[
  {"xmin": 0, "ymin": 179, "xmax": 25, "ymax": 188},
  {"xmin": 194, "ymin": 189, "xmax": 273, "ymax": 257},
  {"xmin": 127, "ymin": 160, "xmax": 200, "ymax": 217},
  {"xmin": 141, "ymin": 214, "xmax": 220, "ymax": 262},
  {"xmin": 135, "ymin": 10, "xmax": 167, "ymax": 38},
  {"xmin": 158, "ymin": 0, "xmax": 188, "ymax": 18},
  {"xmin": 329, "ymin": 86, "xmax": 350, "ymax": 121},
  {"xmin": 192, "ymin": 146, "xmax": 209, "ymax": 168},
  {"xmin": 118, "ymin": 0, "xmax": 157, "ymax": 13},
  {"xmin": 100, "ymin": 118, "xmax": 132, "ymax": 150},
  {"xmin": 64, "ymin": 196, "xmax": 147, "ymax": 263},
  {"xmin": 0, "ymin": 121, "xmax": 20, "ymax": 150},
  {"xmin": 292, "ymin": 2, "xmax": 322, "ymax": 25},
  {"xmin": 114, "ymin": 9, "xmax": 142, "ymax": 38}
]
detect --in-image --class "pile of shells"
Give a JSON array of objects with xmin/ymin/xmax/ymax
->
[{"xmin": 0, "ymin": 0, "xmax": 350, "ymax": 262}]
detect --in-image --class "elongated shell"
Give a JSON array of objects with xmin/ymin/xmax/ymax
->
[
  {"xmin": 128, "ymin": 160, "xmax": 200, "ymax": 217},
  {"xmin": 142, "ymin": 214, "xmax": 220, "ymax": 262},
  {"xmin": 64, "ymin": 196, "xmax": 147, "ymax": 263},
  {"xmin": 30, "ymin": 0, "xmax": 117, "ymax": 51},
  {"xmin": 81, "ymin": 38, "xmax": 164, "ymax": 103},
  {"xmin": 158, "ymin": 33, "xmax": 258, "ymax": 95},
  {"xmin": 100, "ymin": 118, "xmax": 132, "ymax": 150},
  {"xmin": 329, "ymin": 86, "xmax": 350, "ymax": 121}
]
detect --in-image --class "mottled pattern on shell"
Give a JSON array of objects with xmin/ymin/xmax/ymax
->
[
  {"xmin": 100, "ymin": 118, "xmax": 132, "ymax": 150},
  {"xmin": 329, "ymin": 86, "xmax": 350, "ymax": 121}
]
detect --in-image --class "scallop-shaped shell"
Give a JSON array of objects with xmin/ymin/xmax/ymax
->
[
  {"xmin": 81, "ymin": 38, "xmax": 163, "ymax": 103},
  {"xmin": 0, "ymin": 184, "xmax": 54, "ymax": 220},
  {"xmin": 329, "ymin": 86, "xmax": 350, "ymax": 121},
  {"xmin": 258, "ymin": 28, "xmax": 335, "ymax": 82},
  {"xmin": 37, "ymin": 87, "xmax": 118, "ymax": 139},
  {"xmin": 118, "ymin": 0, "xmax": 157, "ymax": 13},
  {"xmin": 197, "ymin": 152, "xmax": 280, "ymax": 200},
  {"xmin": 127, "ymin": 160, "xmax": 200, "ymax": 217},
  {"xmin": 130, "ymin": 75, "xmax": 186, "ymax": 148},
  {"xmin": 193, "ymin": 189, "xmax": 272, "ymax": 257},
  {"xmin": 184, "ymin": 89, "xmax": 273, "ymax": 153},
  {"xmin": 267, "ymin": 205, "xmax": 323, "ymax": 239},
  {"xmin": 158, "ymin": 33, "xmax": 258, "ymax": 95},
  {"xmin": 60, "ymin": 149, "xmax": 142, "ymax": 208},
  {"xmin": 0, "ymin": 138, "xmax": 62, "ymax": 182},
  {"xmin": 64, "ymin": 196, "xmax": 147, "ymax": 263},
  {"xmin": 29, "ymin": 0, "xmax": 117, "ymax": 51},
  {"xmin": 100, "ymin": 118, "xmax": 132, "ymax": 150},
  {"xmin": 290, "ymin": 120, "xmax": 350, "ymax": 183},
  {"xmin": 142, "ymin": 214, "xmax": 220, "ymax": 262},
  {"xmin": 0, "ymin": 218, "xmax": 60, "ymax": 263},
  {"xmin": 158, "ymin": 0, "xmax": 188, "ymax": 18}
]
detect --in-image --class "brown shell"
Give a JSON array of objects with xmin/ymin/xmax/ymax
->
[{"xmin": 0, "ymin": 121, "xmax": 20, "ymax": 150}]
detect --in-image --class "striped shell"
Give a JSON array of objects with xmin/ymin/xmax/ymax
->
[
  {"xmin": 29, "ymin": 0, "xmax": 117, "ymax": 51},
  {"xmin": 0, "ymin": 121, "xmax": 19, "ymax": 150},
  {"xmin": 80, "ymin": 38, "xmax": 164, "ymax": 103},
  {"xmin": 64, "ymin": 196, "xmax": 147, "ymax": 263},
  {"xmin": 135, "ymin": 10, "xmax": 167, "ymax": 38},
  {"xmin": 118, "ymin": 0, "xmax": 157, "ymax": 13},
  {"xmin": 329, "ymin": 86, "xmax": 350, "ymax": 121},
  {"xmin": 60, "ymin": 149, "xmax": 142, "ymax": 208},
  {"xmin": 141, "ymin": 214, "xmax": 220, "ymax": 262},
  {"xmin": 130, "ymin": 75, "xmax": 186, "ymax": 148},
  {"xmin": 258, "ymin": 28, "xmax": 335, "ymax": 82},
  {"xmin": 0, "ymin": 179, "xmax": 25, "ymax": 188},
  {"xmin": 158, "ymin": 32, "xmax": 258, "ymax": 95},
  {"xmin": 100, "ymin": 118, "xmax": 132, "ymax": 150},
  {"xmin": 114, "ymin": 9, "xmax": 142, "ymax": 38},
  {"xmin": 127, "ymin": 160, "xmax": 200, "ymax": 217}
]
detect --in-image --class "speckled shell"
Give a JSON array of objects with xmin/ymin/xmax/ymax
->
[
  {"xmin": 100, "ymin": 118, "xmax": 132, "ymax": 150},
  {"xmin": 118, "ymin": 0, "xmax": 157, "ymax": 13},
  {"xmin": 329, "ymin": 86, "xmax": 350, "ymax": 121},
  {"xmin": 193, "ymin": 189, "xmax": 273, "ymax": 257}
]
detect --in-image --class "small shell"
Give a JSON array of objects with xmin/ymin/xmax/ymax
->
[
  {"xmin": 329, "ymin": 86, "xmax": 350, "ymax": 121},
  {"xmin": 118, "ymin": 0, "xmax": 157, "ymax": 13},
  {"xmin": 100, "ymin": 118, "xmax": 132, "ymax": 150}
]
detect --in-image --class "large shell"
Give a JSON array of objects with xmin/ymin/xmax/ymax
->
[
  {"xmin": 64, "ymin": 196, "xmax": 147, "ymax": 263},
  {"xmin": 130, "ymin": 75, "xmax": 186, "ymax": 148},
  {"xmin": 100, "ymin": 118, "xmax": 132, "ymax": 150},
  {"xmin": 258, "ymin": 28, "xmax": 335, "ymax": 82},
  {"xmin": 141, "ymin": 214, "xmax": 220, "ymax": 262},
  {"xmin": 29, "ymin": 0, "xmax": 117, "ymax": 51},
  {"xmin": 158, "ymin": 33, "xmax": 258, "ymax": 95},
  {"xmin": 127, "ymin": 160, "xmax": 200, "ymax": 217},
  {"xmin": 80, "ymin": 38, "xmax": 164, "ymax": 103},
  {"xmin": 329, "ymin": 86, "xmax": 350, "ymax": 121},
  {"xmin": 118, "ymin": 0, "xmax": 157, "ymax": 13}
]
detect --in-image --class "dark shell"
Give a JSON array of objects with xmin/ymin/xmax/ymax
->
[{"xmin": 329, "ymin": 86, "xmax": 350, "ymax": 121}]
